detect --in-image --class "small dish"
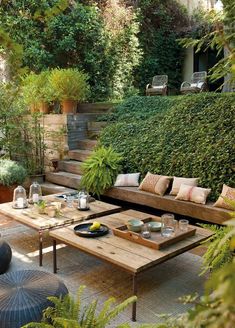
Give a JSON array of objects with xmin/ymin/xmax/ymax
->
[
  {"xmin": 148, "ymin": 221, "xmax": 162, "ymax": 232},
  {"xmin": 74, "ymin": 223, "xmax": 109, "ymax": 238},
  {"xmin": 126, "ymin": 219, "xmax": 144, "ymax": 232}
]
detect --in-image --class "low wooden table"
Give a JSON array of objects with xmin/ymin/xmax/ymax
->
[
  {"xmin": 49, "ymin": 209, "xmax": 212, "ymax": 321},
  {"xmin": 0, "ymin": 195, "xmax": 121, "ymax": 266}
]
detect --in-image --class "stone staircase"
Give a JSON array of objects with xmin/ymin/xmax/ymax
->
[{"xmin": 41, "ymin": 104, "xmax": 112, "ymax": 195}]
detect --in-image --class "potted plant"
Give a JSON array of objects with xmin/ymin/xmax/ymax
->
[
  {"xmin": 49, "ymin": 68, "xmax": 90, "ymax": 114},
  {"xmin": 0, "ymin": 159, "xmax": 27, "ymax": 203},
  {"xmin": 80, "ymin": 146, "xmax": 123, "ymax": 197},
  {"xmin": 21, "ymin": 71, "xmax": 55, "ymax": 114}
]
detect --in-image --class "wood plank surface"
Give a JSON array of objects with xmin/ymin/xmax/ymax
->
[
  {"xmin": 50, "ymin": 210, "xmax": 213, "ymax": 274},
  {"xmin": 105, "ymin": 187, "xmax": 230, "ymax": 224},
  {"xmin": 0, "ymin": 195, "xmax": 121, "ymax": 231}
]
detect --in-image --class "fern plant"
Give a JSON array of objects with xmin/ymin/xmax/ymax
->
[
  {"xmin": 200, "ymin": 223, "xmax": 234, "ymax": 275},
  {"xmin": 80, "ymin": 146, "xmax": 123, "ymax": 197},
  {"xmin": 200, "ymin": 199, "xmax": 235, "ymax": 274},
  {"xmin": 22, "ymin": 285, "xmax": 136, "ymax": 328}
]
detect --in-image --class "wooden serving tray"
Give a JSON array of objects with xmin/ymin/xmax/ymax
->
[{"xmin": 112, "ymin": 217, "xmax": 196, "ymax": 250}]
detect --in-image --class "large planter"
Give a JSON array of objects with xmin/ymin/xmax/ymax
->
[
  {"xmin": 39, "ymin": 102, "xmax": 50, "ymax": 114},
  {"xmin": 61, "ymin": 100, "xmax": 77, "ymax": 114},
  {"xmin": 30, "ymin": 104, "xmax": 39, "ymax": 114},
  {"xmin": 0, "ymin": 185, "xmax": 16, "ymax": 203}
]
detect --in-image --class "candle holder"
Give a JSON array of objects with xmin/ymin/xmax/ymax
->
[
  {"xmin": 77, "ymin": 191, "xmax": 90, "ymax": 211},
  {"xmin": 28, "ymin": 181, "xmax": 42, "ymax": 204},
  {"xmin": 12, "ymin": 186, "xmax": 28, "ymax": 209}
]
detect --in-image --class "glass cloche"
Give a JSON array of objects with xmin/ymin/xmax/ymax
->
[
  {"xmin": 28, "ymin": 181, "xmax": 42, "ymax": 204},
  {"xmin": 13, "ymin": 186, "xmax": 28, "ymax": 209}
]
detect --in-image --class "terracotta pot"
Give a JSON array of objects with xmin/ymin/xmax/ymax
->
[
  {"xmin": 61, "ymin": 100, "xmax": 77, "ymax": 114},
  {"xmin": 39, "ymin": 102, "xmax": 50, "ymax": 114},
  {"xmin": 0, "ymin": 184, "xmax": 17, "ymax": 204},
  {"xmin": 30, "ymin": 104, "xmax": 39, "ymax": 114}
]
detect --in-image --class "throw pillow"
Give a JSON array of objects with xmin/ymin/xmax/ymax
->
[
  {"xmin": 139, "ymin": 172, "xmax": 171, "ymax": 196},
  {"xmin": 214, "ymin": 184, "xmax": 235, "ymax": 210},
  {"xmin": 114, "ymin": 173, "xmax": 140, "ymax": 187},
  {"xmin": 175, "ymin": 184, "xmax": 211, "ymax": 205},
  {"xmin": 170, "ymin": 177, "xmax": 199, "ymax": 196}
]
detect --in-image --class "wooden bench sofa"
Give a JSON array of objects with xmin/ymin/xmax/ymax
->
[{"xmin": 105, "ymin": 186, "xmax": 231, "ymax": 225}]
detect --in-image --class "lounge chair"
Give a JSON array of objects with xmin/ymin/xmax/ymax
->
[
  {"xmin": 146, "ymin": 75, "xmax": 168, "ymax": 96},
  {"xmin": 180, "ymin": 71, "xmax": 208, "ymax": 94}
]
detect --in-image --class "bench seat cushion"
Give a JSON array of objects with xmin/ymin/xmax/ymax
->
[{"xmin": 104, "ymin": 186, "xmax": 230, "ymax": 224}]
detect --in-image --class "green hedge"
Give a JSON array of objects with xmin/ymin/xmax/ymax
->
[
  {"xmin": 100, "ymin": 95, "xmax": 178, "ymax": 122},
  {"xmin": 99, "ymin": 93, "xmax": 235, "ymax": 200}
]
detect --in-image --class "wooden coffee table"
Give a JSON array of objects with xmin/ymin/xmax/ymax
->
[
  {"xmin": 0, "ymin": 195, "xmax": 121, "ymax": 266},
  {"xmin": 49, "ymin": 209, "xmax": 212, "ymax": 321}
]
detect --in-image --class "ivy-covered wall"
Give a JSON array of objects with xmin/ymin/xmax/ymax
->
[{"xmin": 99, "ymin": 93, "xmax": 235, "ymax": 200}]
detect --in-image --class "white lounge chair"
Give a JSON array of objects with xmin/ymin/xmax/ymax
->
[
  {"xmin": 146, "ymin": 75, "xmax": 168, "ymax": 96},
  {"xmin": 180, "ymin": 71, "xmax": 208, "ymax": 94}
]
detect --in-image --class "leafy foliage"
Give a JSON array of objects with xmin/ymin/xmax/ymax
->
[
  {"xmin": 100, "ymin": 95, "xmax": 177, "ymax": 122},
  {"xmin": 0, "ymin": 159, "xmax": 27, "ymax": 186},
  {"xmin": 199, "ymin": 224, "xmax": 234, "ymax": 274},
  {"xmin": 0, "ymin": 0, "xmax": 190, "ymax": 100},
  {"xmin": 0, "ymin": 1, "xmax": 141, "ymax": 101},
  {"xmin": 0, "ymin": 28, "xmax": 25, "ymax": 79},
  {"xmin": 179, "ymin": 0, "xmax": 235, "ymax": 89},
  {"xmin": 134, "ymin": 0, "xmax": 189, "ymax": 93},
  {"xmin": 21, "ymin": 71, "xmax": 55, "ymax": 106},
  {"xmin": 22, "ymin": 285, "xmax": 136, "ymax": 328},
  {"xmin": 100, "ymin": 93, "xmax": 235, "ymax": 200},
  {"xmin": 80, "ymin": 146, "xmax": 122, "ymax": 197},
  {"xmin": 0, "ymin": 83, "xmax": 46, "ymax": 175},
  {"xmin": 49, "ymin": 68, "xmax": 90, "ymax": 101}
]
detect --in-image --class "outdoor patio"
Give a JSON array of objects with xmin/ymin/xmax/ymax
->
[
  {"xmin": 0, "ymin": 1, "xmax": 234, "ymax": 327},
  {"xmin": 1, "ymin": 213, "xmax": 207, "ymax": 326}
]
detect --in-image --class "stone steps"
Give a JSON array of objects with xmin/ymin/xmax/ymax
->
[
  {"xmin": 44, "ymin": 103, "xmax": 109, "ymax": 193},
  {"xmin": 45, "ymin": 171, "xmax": 82, "ymax": 190},
  {"xmin": 41, "ymin": 182, "xmax": 76, "ymax": 195},
  {"xmin": 68, "ymin": 149, "xmax": 92, "ymax": 162},
  {"xmin": 58, "ymin": 160, "xmax": 83, "ymax": 175},
  {"xmin": 77, "ymin": 139, "xmax": 97, "ymax": 150}
]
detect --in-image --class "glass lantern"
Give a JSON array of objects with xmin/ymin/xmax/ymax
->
[
  {"xmin": 13, "ymin": 186, "xmax": 28, "ymax": 209},
  {"xmin": 29, "ymin": 181, "xmax": 42, "ymax": 204},
  {"xmin": 77, "ymin": 191, "xmax": 90, "ymax": 211}
]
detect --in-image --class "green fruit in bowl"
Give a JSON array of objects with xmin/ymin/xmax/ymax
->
[{"xmin": 90, "ymin": 221, "xmax": 101, "ymax": 231}]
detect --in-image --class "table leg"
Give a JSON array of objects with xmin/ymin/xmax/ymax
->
[
  {"xmin": 39, "ymin": 230, "xmax": 43, "ymax": 266},
  {"xmin": 53, "ymin": 239, "xmax": 57, "ymax": 274},
  {"xmin": 132, "ymin": 274, "xmax": 137, "ymax": 322}
]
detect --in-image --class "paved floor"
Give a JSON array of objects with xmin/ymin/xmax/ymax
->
[{"xmin": 0, "ymin": 214, "xmax": 208, "ymax": 326}]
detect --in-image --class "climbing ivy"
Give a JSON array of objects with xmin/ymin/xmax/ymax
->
[{"xmin": 100, "ymin": 93, "xmax": 235, "ymax": 200}]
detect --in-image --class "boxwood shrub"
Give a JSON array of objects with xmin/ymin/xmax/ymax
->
[{"xmin": 99, "ymin": 93, "xmax": 235, "ymax": 200}]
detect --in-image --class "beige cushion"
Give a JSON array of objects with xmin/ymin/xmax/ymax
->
[
  {"xmin": 214, "ymin": 184, "xmax": 235, "ymax": 210},
  {"xmin": 175, "ymin": 184, "xmax": 211, "ymax": 204},
  {"xmin": 170, "ymin": 177, "xmax": 199, "ymax": 196},
  {"xmin": 139, "ymin": 172, "xmax": 171, "ymax": 196},
  {"xmin": 114, "ymin": 173, "xmax": 140, "ymax": 187}
]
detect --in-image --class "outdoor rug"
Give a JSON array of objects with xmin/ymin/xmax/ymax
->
[{"xmin": 1, "ymin": 222, "xmax": 208, "ymax": 327}]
